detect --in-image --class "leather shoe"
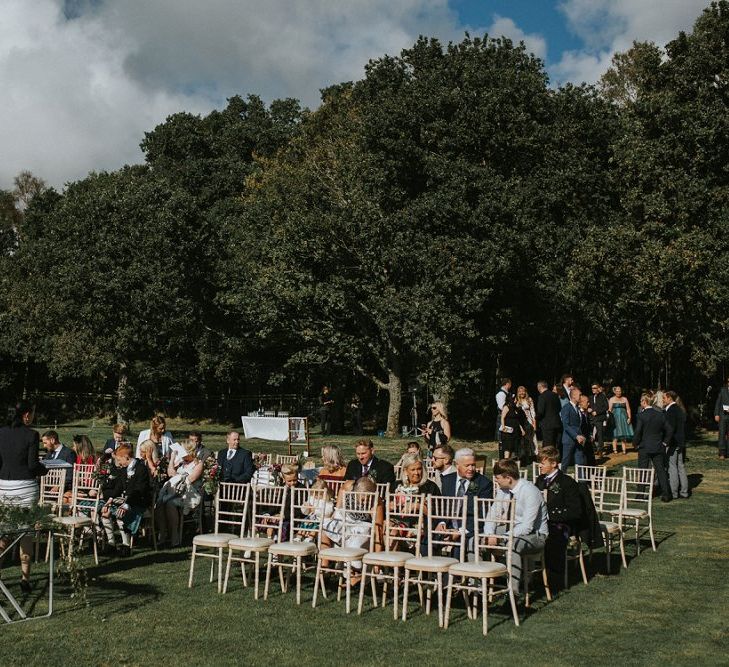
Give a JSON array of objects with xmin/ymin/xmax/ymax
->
[
  {"xmin": 660, "ymin": 496, "xmax": 672, "ymax": 503},
  {"xmin": 20, "ymin": 579, "xmax": 32, "ymax": 594}
]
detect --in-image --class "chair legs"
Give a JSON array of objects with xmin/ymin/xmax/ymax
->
[{"xmin": 188, "ymin": 545, "xmax": 197, "ymax": 588}]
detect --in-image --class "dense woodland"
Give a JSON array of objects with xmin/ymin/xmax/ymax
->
[{"xmin": 1, "ymin": 2, "xmax": 729, "ymax": 435}]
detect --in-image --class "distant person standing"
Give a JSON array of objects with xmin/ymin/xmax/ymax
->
[
  {"xmin": 350, "ymin": 394, "xmax": 362, "ymax": 435},
  {"xmin": 319, "ymin": 385, "xmax": 334, "ymax": 436},
  {"xmin": 494, "ymin": 378, "xmax": 512, "ymax": 442},
  {"xmin": 423, "ymin": 401, "xmax": 451, "ymax": 456},
  {"xmin": 536, "ymin": 381, "xmax": 562, "ymax": 448},
  {"xmin": 515, "ymin": 385, "xmax": 537, "ymax": 464},
  {"xmin": 608, "ymin": 386, "xmax": 633, "ymax": 455},
  {"xmin": 664, "ymin": 391, "xmax": 689, "ymax": 499},
  {"xmin": 589, "ymin": 383, "xmax": 610, "ymax": 456},
  {"xmin": 633, "ymin": 394, "xmax": 672, "ymax": 502},
  {"xmin": 500, "ymin": 394, "xmax": 526, "ymax": 460},
  {"xmin": 713, "ymin": 376, "xmax": 729, "ymax": 460},
  {"xmin": 560, "ymin": 387, "xmax": 586, "ymax": 471},
  {"xmin": 135, "ymin": 414, "xmax": 174, "ymax": 458},
  {"xmin": 560, "ymin": 374, "xmax": 575, "ymax": 408}
]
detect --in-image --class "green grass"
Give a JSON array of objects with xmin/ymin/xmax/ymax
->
[{"xmin": 1, "ymin": 423, "xmax": 728, "ymax": 666}]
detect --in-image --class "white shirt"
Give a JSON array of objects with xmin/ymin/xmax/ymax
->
[
  {"xmin": 484, "ymin": 478, "xmax": 548, "ymax": 537},
  {"xmin": 495, "ymin": 386, "xmax": 509, "ymax": 411},
  {"xmin": 135, "ymin": 429, "xmax": 174, "ymax": 458}
]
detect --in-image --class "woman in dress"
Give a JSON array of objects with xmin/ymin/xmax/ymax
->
[
  {"xmin": 423, "ymin": 401, "xmax": 451, "ymax": 457},
  {"xmin": 135, "ymin": 414, "xmax": 174, "ymax": 458},
  {"xmin": 500, "ymin": 394, "xmax": 526, "ymax": 459},
  {"xmin": 155, "ymin": 439, "xmax": 203, "ymax": 547},
  {"xmin": 0, "ymin": 401, "xmax": 47, "ymax": 592},
  {"xmin": 72, "ymin": 434, "xmax": 97, "ymax": 465},
  {"xmin": 515, "ymin": 385, "xmax": 537, "ymax": 464},
  {"xmin": 608, "ymin": 386, "xmax": 634, "ymax": 455}
]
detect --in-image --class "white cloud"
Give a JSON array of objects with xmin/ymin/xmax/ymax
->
[
  {"xmin": 487, "ymin": 15, "xmax": 547, "ymax": 62},
  {"xmin": 552, "ymin": 0, "xmax": 709, "ymax": 85}
]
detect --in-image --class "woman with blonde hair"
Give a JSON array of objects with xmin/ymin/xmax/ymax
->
[
  {"xmin": 515, "ymin": 386, "xmax": 537, "ymax": 463},
  {"xmin": 139, "ymin": 439, "xmax": 160, "ymax": 479},
  {"xmin": 317, "ymin": 444, "xmax": 347, "ymax": 480},
  {"xmin": 423, "ymin": 401, "xmax": 451, "ymax": 456},
  {"xmin": 135, "ymin": 414, "xmax": 173, "ymax": 458}
]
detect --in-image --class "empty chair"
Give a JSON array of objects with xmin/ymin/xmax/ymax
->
[
  {"xmin": 275, "ymin": 454, "xmax": 298, "ymax": 465},
  {"xmin": 575, "ymin": 465, "xmax": 607, "ymax": 485},
  {"xmin": 619, "ymin": 467, "xmax": 656, "ymax": 553},
  {"xmin": 590, "ymin": 476, "xmax": 627, "ymax": 572},
  {"xmin": 189, "ymin": 483, "xmax": 250, "ymax": 593}
]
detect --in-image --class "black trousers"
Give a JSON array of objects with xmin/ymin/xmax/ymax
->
[
  {"xmin": 718, "ymin": 416, "xmax": 729, "ymax": 456},
  {"xmin": 319, "ymin": 407, "xmax": 331, "ymax": 435},
  {"xmin": 542, "ymin": 426, "xmax": 561, "ymax": 448},
  {"xmin": 593, "ymin": 420, "xmax": 606, "ymax": 453},
  {"xmin": 638, "ymin": 450, "xmax": 669, "ymax": 498}
]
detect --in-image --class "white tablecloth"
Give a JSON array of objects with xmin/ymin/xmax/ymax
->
[{"xmin": 241, "ymin": 416, "xmax": 290, "ymax": 441}]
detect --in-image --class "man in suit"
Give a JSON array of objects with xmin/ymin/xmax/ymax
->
[
  {"xmin": 42, "ymin": 430, "xmax": 76, "ymax": 490},
  {"xmin": 664, "ymin": 391, "xmax": 689, "ymax": 499},
  {"xmin": 536, "ymin": 380, "xmax": 562, "ymax": 447},
  {"xmin": 432, "ymin": 444, "xmax": 457, "ymax": 490},
  {"xmin": 439, "ymin": 447, "xmax": 493, "ymax": 559},
  {"xmin": 589, "ymin": 383, "xmax": 610, "ymax": 456},
  {"xmin": 319, "ymin": 385, "xmax": 334, "ymax": 435},
  {"xmin": 189, "ymin": 431, "xmax": 212, "ymax": 463},
  {"xmin": 713, "ymin": 377, "xmax": 729, "ymax": 460},
  {"xmin": 534, "ymin": 446, "xmax": 583, "ymax": 589},
  {"xmin": 560, "ymin": 388, "xmax": 586, "ymax": 471},
  {"xmin": 560, "ymin": 374, "xmax": 574, "ymax": 408},
  {"xmin": 217, "ymin": 431, "xmax": 254, "ymax": 484},
  {"xmin": 634, "ymin": 394, "xmax": 673, "ymax": 502},
  {"xmin": 494, "ymin": 378, "xmax": 512, "ymax": 442},
  {"xmin": 104, "ymin": 423, "xmax": 128, "ymax": 453},
  {"xmin": 344, "ymin": 439, "xmax": 396, "ymax": 490}
]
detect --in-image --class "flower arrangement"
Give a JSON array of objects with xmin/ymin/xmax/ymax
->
[
  {"xmin": 253, "ymin": 452, "xmax": 270, "ymax": 468},
  {"xmin": 201, "ymin": 454, "xmax": 220, "ymax": 495},
  {"xmin": 467, "ymin": 480, "xmax": 478, "ymax": 494},
  {"xmin": 156, "ymin": 454, "xmax": 170, "ymax": 485},
  {"xmin": 92, "ymin": 453, "xmax": 113, "ymax": 484},
  {"xmin": 269, "ymin": 463, "xmax": 282, "ymax": 486}
]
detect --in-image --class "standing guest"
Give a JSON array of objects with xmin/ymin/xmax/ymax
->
[
  {"xmin": 319, "ymin": 385, "xmax": 334, "ymax": 436},
  {"xmin": 344, "ymin": 439, "xmax": 396, "ymax": 490},
  {"xmin": 104, "ymin": 423, "xmax": 128, "ymax": 453},
  {"xmin": 483, "ymin": 458, "xmax": 549, "ymax": 594},
  {"xmin": 560, "ymin": 374, "xmax": 575, "ymax": 408},
  {"xmin": 534, "ymin": 447, "xmax": 583, "ymax": 589},
  {"xmin": 217, "ymin": 431, "xmax": 254, "ymax": 484},
  {"xmin": 536, "ymin": 381, "xmax": 562, "ymax": 449},
  {"xmin": 395, "ymin": 441, "xmax": 422, "ymax": 468},
  {"xmin": 135, "ymin": 414, "xmax": 174, "ymax": 458},
  {"xmin": 431, "ymin": 444, "xmax": 457, "ymax": 490},
  {"xmin": 317, "ymin": 445, "xmax": 347, "ymax": 481},
  {"xmin": 713, "ymin": 376, "xmax": 729, "ymax": 460},
  {"xmin": 664, "ymin": 391, "xmax": 689, "ymax": 499},
  {"xmin": 500, "ymin": 394, "xmax": 526, "ymax": 460},
  {"xmin": 0, "ymin": 401, "xmax": 47, "ymax": 593},
  {"xmin": 578, "ymin": 395, "xmax": 597, "ymax": 467},
  {"xmin": 608, "ymin": 386, "xmax": 634, "ymax": 455},
  {"xmin": 42, "ymin": 430, "xmax": 76, "ymax": 491},
  {"xmin": 515, "ymin": 386, "xmax": 537, "ymax": 464},
  {"xmin": 422, "ymin": 402, "xmax": 451, "ymax": 456},
  {"xmin": 156, "ymin": 440, "xmax": 204, "ymax": 546},
  {"xmin": 350, "ymin": 394, "xmax": 363, "ymax": 435},
  {"xmin": 589, "ymin": 383, "xmax": 610, "ymax": 456},
  {"xmin": 72, "ymin": 434, "xmax": 97, "ymax": 465},
  {"xmin": 439, "ymin": 448, "xmax": 493, "ymax": 558},
  {"xmin": 494, "ymin": 378, "xmax": 512, "ymax": 442},
  {"xmin": 189, "ymin": 431, "xmax": 212, "ymax": 463},
  {"xmin": 633, "ymin": 393, "xmax": 672, "ymax": 503},
  {"xmin": 560, "ymin": 388, "xmax": 586, "ymax": 471},
  {"xmin": 99, "ymin": 443, "xmax": 152, "ymax": 557}
]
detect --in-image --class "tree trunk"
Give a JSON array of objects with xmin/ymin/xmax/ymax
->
[
  {"xmin": 116, "ymin": 368, "xmax": 128, "ymax": 424},
  {"xmin": 385, "ymin": 369, "xmax": 402, "ymax": 438}
]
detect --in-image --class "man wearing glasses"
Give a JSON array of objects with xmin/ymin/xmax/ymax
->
[
  {"xmin": 589, "ymin": 383, "xmax": 609, "ymax": 456},
  {"xmin": 431, "ymin": 444, "xmax": 456, "ymax": 490}
]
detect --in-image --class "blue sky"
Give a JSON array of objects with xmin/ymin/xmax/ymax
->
[{"xmin": 0, "ymin": 0, "xmax": 712, "ymax": 188}]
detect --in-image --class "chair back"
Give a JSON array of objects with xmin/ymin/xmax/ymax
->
[
  {"xmin": 275, "ymin": 454, "xmax": 298, "ymax": 465},
  {"xmin": 290, "ymin": 487, "xmax": 328, "ymax": 545},
  {"xmin": 254, "ymin": 452, "xmax": 271, "ymax": 466},
  {"xmin": 590, "ymin": 476, "xmax": 624, "ymax": 515},
  {"xmin": 622, "ymin": 467, "xmax": 654, "ymax": 513},
  {"xmin": 474, "ymin": 497, "xmax": 516, "ymax": 568},
  {"xmin": 215, "ymin": 483, "xmax": 251, "ymax": 537},
  {"xmin": 341, "ymin": 491, "xmax": 378, "ymax": 552},
  {"xmin": 519, "ymin": 468, "xmax": 530, "ymax": 480},
  {"xmin": 384, "ymin": 491, "xmax": 424, "ymax": 555},
  {"xmin": 426, "ymin": 467, "xmax": 438, "ymax": 482},
  {"xmin": 426, "ymin": 494, "xmax": 467, "ymax": 559},
  {"xmin": 322, "ymin": 478, "xmax": 347, "ymax": 500},
  {"xmin": 250, "ymin": 484, "xmax": 286, "ymax": 540},
  {"xmin": 393, "ymin": 465, "xmax": 403, "ymax": 480},
  {"xmin": 531, "ymin": 462, "xmax": 541, "ymax": 481},
  {"xmin": 375, "ymin": 483, "xmax": 389, "ymax": 501},
  {"xmin": 70, "ymin": 464, "xmax": 100, "ymax": 519},
  {"xmin": 575, "ymin": 464, "xmax": 607, "ymax": 484},
  {"xmin": 39, "ymin": 468, "xmax": 66, "ymax": 516}
]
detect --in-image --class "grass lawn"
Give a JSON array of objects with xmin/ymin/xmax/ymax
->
[{"xmin": 1, "ymin": 421, "xmax": 728, "ymax": 666}]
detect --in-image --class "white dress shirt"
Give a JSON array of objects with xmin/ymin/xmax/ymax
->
[{"xmin": 484, "ymin": 478, "xmax": 548, "ymax": 537}]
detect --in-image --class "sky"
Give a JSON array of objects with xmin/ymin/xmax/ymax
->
[{"xmin": 0, "ymin": 0, "xmax": 712, "ymax": 190}]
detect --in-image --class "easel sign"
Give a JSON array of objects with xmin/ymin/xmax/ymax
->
[{"xmin": 288, "ymin": 417, "xmax": 310, "ymax": 456}]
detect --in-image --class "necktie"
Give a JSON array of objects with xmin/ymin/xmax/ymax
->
[
  {"xmin": 457, "ymin": 478, "xmax": 467, "ymax": 497},
  {"xmin": 363, "ymin": 463, "xmax": 370, "ymax": 476},
  {"xmin": 227, "ymin": 450, "xmax": 235, "ymax": 461},
  {"xmin": 54, "ymin": 449, "xmax": 59, "ymax": 460}
]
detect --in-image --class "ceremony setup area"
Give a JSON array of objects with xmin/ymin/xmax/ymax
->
[{"xmin": 0, "ymin": 417, "xmax": 727, "ymax": 666}]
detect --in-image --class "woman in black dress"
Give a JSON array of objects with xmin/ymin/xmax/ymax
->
[
  {"xmin": 0, "ymin": 401, "xmax": 47, "ymax": 592},
  {"xmin": 500, "ymin": 394, "xmax": 526, "ymax": 459},
  {"xmin": 423, "ymin": 401, "xmax": 452, "ymax": 456}
]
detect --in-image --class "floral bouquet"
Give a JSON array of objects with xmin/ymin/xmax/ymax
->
[
  {"xmin": 92, "ymin": 455, "xmax": 113, "ymax": 483},
  {"xmin": 202, "ymin": 454, "xmax": 220, "ymax": 495},
  {"xmin": 253, "ymin": 452, "xmax": 270, "ymax": 468},
  {"xmin": 156, "ymin": 455, "xmax": 170, "ymax": 485}
]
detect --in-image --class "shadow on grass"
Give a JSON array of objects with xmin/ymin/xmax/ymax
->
[
  {"xmin": 87, "ymin": 549, "xmax": 190, "ymax": 577},
  {"xmin": 688, "ymin": 473, "xmax": 704, "ymax": 490}
]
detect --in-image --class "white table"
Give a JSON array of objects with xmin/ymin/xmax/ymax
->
[{"xmin": 241, "ymin": 416, "xmax": 290, "ymax": 441}]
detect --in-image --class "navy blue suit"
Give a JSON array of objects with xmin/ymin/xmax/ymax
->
[
  {"xmin": 440, "ymin": 472, "xmax": 493, "ymax": 539},
  {"xmin": 560, "ymin": 402, "xmax": 586, "ymax": 471},
  {"xmin": 217, "ymin": 447, "xmax": 254, "ymax": 484},
  {"xmin": 44, "ymin": 444, "xmax": 76, "ymax": 490}
]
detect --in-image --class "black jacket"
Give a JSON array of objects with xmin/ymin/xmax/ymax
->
[
  {"xmin": 664, "ymin": 403, "xmax": 686, "ymax": 449},
  {"xmin": 590, "ymin": 393, "xmax": 609, "ymax": 420},
  {"xmin": 633, "ymin": 406, "xmax": 673, "ymax": 454},
  {"xmin": 217, "ymin": 448, "xmax": 254, "ymax": 484},
  {"xmin": 102, "ymin": 459, "xmax": 153, "ymax": 508},
  {"xmin": 535, "ymin": 470, "xmax": 582, "ymax": 528},
  {"xmin": 344, "ymin": 455, "xmax": 396, "ymax": 490},
  {"xmin": 0, "ymin": 425, "xmax": 46, "ymax": 481},
  {"xmin": 714, "ymin": 386, "xmax": 729, "ymax": 418},
  {"xmin": 536, "ymin": 390, "xmax": 562, "ymax": 430}
]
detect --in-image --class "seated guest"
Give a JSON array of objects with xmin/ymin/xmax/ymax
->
[
  {"xmin": 156, "ymin": 440, "xmax": 203, "ymax": 547},
  {"xmin": 534, "ymin": 447, "xmax": 583, "ymax": 588},
  {"xmin": 139, "ymin": 439, "xmax": 161, "ymax": 482},
  {"xmin": 217, "ymin": 431, "xmax": 254, "ymax": 484},
  {"xmin": 394, "ymin": 453, "xmax": 440, "ymax": 498},
  {"xmin": 42, "ymin": 430, "xmax": 76, "ymax": 491},
  {"xmin": 135, "ymin": 414, "xmax": 174, "ymax": 458},
  {"xmin": 483, "ymin": 459, "xmax": 549, "ymax": 595},
  {"xmin": 104, "ymin": 423, "xmax": 128, "ymax": 453},
  {"xmin": 344, "ymin": 438, "xmax": 396, "ymax": 490},
  {"xmin": 72, "ymin": 434, "xmax": 97, "ymax": 465},
  {"xmin": 395, "ymin": 441, "xmax": 422, "ymax": 469},
  {"xmin": 99, "ymin": 443, "xmax": 152, "ymax": 556},
  {"xmin": 431, "ymin": 444, "xmax": 457, "ymax": 490},
  {"xmin": 317, "ymin": 445, "xmax": 347, "ymax": 480},
  {"xmin": 438, "ymin": 448, "xmax": 493, "ymax": 558},
  {"xmin": 189, "ymin": 430, "xmax": 212, "ymax": 463}
]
